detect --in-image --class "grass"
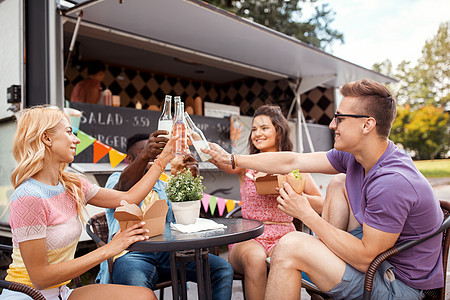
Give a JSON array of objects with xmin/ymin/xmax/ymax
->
[{"xmin": 414, "ymin": 159, "xmax": 450, "ymax": 178}]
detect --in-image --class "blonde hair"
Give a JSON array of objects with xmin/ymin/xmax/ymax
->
[{"xmin": 11, "ymin": 106, "xmax": 85, "ymax": 219}]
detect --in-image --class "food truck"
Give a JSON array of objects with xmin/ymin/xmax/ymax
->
[{"xmin": 0, "ymin": 0, "xmax": 395, "ymax": 248}]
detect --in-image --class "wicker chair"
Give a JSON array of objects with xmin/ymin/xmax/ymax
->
[
  {"xmin": 303, "ymin": 200, "xmax": 450, "ymax": 300},
  {"xmin": 363, "ymin": 200, "xmax": 450, "ymax": 300},
  {"xmin": 0, "ymin": 245, "xmax": 45, "ymax": 300},
  {"xmin": 85, "ymin": 212, "xmax": 173, "ymax": 300},
  {"xmin": 0, "ymin": 244, "xmax": 83, "ymax": 299}
]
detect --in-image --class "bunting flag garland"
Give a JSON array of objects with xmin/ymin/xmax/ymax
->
[
  {"xmin": 225, "ymin": 200, "xmax": 236, "ymax": 214},
  {"xmin": 76, "ymin": 130, "xmax": 96, "ymax": 155},
  {"xmin": 75, "ymin": 130, "xmax": 127, "ymax": 168},
  {"xmin": 201, "ymin": 194, "xmax": 211, "ymax": 213},
  {"xmin": 200, "ymin": 193, "xmax": 242, "ymax": 216},
  {"xmin": 209, "ymin": 196, "xmax": 217, "ymax": 215},
  {"xmin": 217, "ymin": 197, "xmax": 226, "ymax": 216},
  {"xmin": 109, "ymin": 149, "xmax": 127, "ymax": 168},
  {"xmin": 93, "ymin": 140, "xmax": 111, "ymax": 163}
]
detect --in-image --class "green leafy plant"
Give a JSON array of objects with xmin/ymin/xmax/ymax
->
[
  {"xmin": 290, "ymin": 169, "xmax": 303, "ymax": 179},
  {"xmin": 165, "ymin": 169, "xmax": 205, "ymax": 202}
]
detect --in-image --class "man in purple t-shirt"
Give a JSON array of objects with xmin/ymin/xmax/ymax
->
[{"xmin": 204, "ymin": 79, "xmax": 443, "ymax": 299}]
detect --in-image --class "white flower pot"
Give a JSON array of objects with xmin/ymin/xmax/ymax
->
[{"xmin": 171, "ymin": 200, "xmax": 201, "ymax": 225}]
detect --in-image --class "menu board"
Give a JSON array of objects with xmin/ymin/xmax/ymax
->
[{"xmin": 70, "ymin": 102, "xmax": 231, "ymax": 164}]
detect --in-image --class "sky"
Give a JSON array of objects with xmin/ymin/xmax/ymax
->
[{"xmin": 314, "ymin": 0, "xmax": 450, "ymax": 70}]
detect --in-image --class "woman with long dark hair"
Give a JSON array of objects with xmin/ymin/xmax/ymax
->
[{"xmin": 210, "ymin": 105, "xmax": 324, "ymax": 300}]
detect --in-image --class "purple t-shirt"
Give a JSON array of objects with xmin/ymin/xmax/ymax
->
[{"xmin": 326, "ymin": 141, "xmax": 443, "ymax": 290}]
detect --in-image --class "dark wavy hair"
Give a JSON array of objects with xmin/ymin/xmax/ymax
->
[{"xmin": 248, "ymin": 105, "xmax": 293, "ymax": 154}]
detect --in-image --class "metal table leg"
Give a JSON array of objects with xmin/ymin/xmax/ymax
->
[
  {"xmin": 173, "ymin": 249, "xmax": 212, "ymax": 300},
  {"xmin": 170, "ymin": 251, "xmax": 179, "ymax": 300},
  {"xmin": 203, "ymin": 251, "xmax": 212, "ymax": 300},
  {"xmin": 179, "ymin": 258, "xmax": 188, "ymax": 300},
  {"xmin": 195, "ymin": 249, "xmax": 205, "ymax": 300}
]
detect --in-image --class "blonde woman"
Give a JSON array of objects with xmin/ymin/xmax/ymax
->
[{"xmin": 1, "ymin": 106, "xmax": 176, "ymax": 300}]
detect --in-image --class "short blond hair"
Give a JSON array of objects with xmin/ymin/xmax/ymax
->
[{"xmin": 340, "ymin": 79, "xmax": 396, "ymax": 139}]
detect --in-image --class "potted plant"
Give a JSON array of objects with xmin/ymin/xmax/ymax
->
[{"xmin": 165, "ymin": 168, "xmax": 205, "ymax": 225}]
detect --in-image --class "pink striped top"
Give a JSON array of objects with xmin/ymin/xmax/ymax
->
[{"xmin": 6, "ymin": 176, "xmax": 99, "ymax": 288}]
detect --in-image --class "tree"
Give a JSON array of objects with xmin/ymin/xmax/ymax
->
[
  {"xmin": 377, "ymin": 22, "xmax": 450, "ymax": 159},
  {"xmin": 416, "ymin": 22, "xmax": 450, "ymax": 109},
  {"xmin": 390, "ymin": 105, "xmax": 449, "ymax": 159},
  {"xmin": 404, "ymin": 106, "xmax": 449, "ymax": 159},
  {"xmin": 390, "ymin": 104, "xmax": 411, "ymax": 146},
  {"xmin": 384, "ymin": 22, "xmax": 450, "ymax": 109},
  {"xmin": 372, "ymin": 59, "xmax": 394, "ymax": 78},
  {"xmin": 203, "ymin": 0, "xmax": 344, "ymax": 51}
]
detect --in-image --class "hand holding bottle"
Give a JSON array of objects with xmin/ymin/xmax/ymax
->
[
  {"xmin": 158, "ymin": 95, "xmax": 173, "ymax": 138},
  {"xmin": 184, "ymin": 112, "xmax": 211, "ymax": 162},
  {"xmin": 173, "ymin": 100, "xmax": 188, "ymax": 155}
]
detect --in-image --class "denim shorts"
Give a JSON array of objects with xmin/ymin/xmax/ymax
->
[
  {"xmin": 324, "ymin": 226, "xmax": 423, "ymax": 299},
  {"xmin": 325, "ymin": 261, "xmax": 424, "ymax": 299}
]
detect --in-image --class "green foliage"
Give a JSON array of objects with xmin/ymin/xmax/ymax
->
[
  {"xmin": 390, "ymin": 104, "xmax": 411, "ymax": 146},
  {"xmin": 203, "ymin": 0, "xmax": 344, "ymax": 51},
  {"xmin": 372, "ymin": 59, "xmax": 394, "ymax": 78},
  {"xmin": 165, "ymin": 169, "xmax": 205, "ymax": 202},
  {"xmin": 290, "ymin": 169, "xmax": 303, "ymax": 179},
  {"xmin": 390, "ymin": 105, "xmax": 449, "ymax": 159},
  {"xmin": 375, "ymin": 22, "xmax": 450, "ymax": 159},
  {"xmin": 380, "ymin": 22, "xmax": 450, "ymax": 109}
]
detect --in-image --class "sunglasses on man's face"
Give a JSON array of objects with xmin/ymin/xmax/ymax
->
[{"xmin": 333, "ymin": 113, "xmax": 370, "ymax": 126}]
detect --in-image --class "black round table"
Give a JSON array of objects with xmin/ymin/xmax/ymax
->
[{"xmin": 127, "ymin": 218, "xmax": 264, "ymax": 300}]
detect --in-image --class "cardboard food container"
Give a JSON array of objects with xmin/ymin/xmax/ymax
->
[
  {"xmin": 113, "ymin": 199, "xmax": 168, "ymax": 238},
  {"xmin": 254, "ymin": 172, "xmax": 280, "ymax": 195},
  {"xmin": 277, "ymin": 173, "xmax": 306, "ymax": 194},
  {"xmin": 254, "ymin": 172, "xmax": 306, "ymax": 195}
]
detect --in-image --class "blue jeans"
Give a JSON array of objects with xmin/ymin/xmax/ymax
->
[{"xmin": 113, "ymin": 251, "xmax": 234, "ymax": 300}]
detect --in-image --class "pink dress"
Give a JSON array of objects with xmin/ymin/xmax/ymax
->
[{"xmin": 229, "ymin": 169, "xmax": 296, "ymax": 253}]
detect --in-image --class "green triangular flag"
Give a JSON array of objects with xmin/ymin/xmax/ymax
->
[
  {"xmin": 209, "ymin": 196, "xmax": 217, "ymax": 215},
  {"xmin": 76, "ymin": 130, "xmax": 96, "ymax": 155}
]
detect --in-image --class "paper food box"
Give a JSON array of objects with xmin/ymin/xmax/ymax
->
[
  {"xmin": 254, "ymin": 172, "xmax": 306, "ymax": 195},
  {"xmin": 113, "ymin": 199, "xmax": 168, "ymax": 238},
  {"xmin": 254, "ymin": 172, "xmax": 280, "ymax": 195}
]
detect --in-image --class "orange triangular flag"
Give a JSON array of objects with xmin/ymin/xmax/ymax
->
[
  {"xmin": 93, "ymin": 140, "xmax": 111, "ymax": 163},
  {"xmin": 108, "ymin": 148, "xmax": 127, "ymax": 168},
  {"xmin": 226, "ymin": 199, "xmax": 236, "ymax": 213}
]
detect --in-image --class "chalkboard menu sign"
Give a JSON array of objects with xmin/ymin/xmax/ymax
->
[{"xmin": 70, "ymin": 102, "xmax": 231, "ymax": 163}]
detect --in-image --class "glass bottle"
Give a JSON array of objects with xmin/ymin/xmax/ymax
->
[
  {"xmin": 103, "ymin": 88, "xmax": 112, "ymax": 106},
  {"xmin": 158, "ymin": 95, "xmax": 172, "ymax": 138},
  {"xmin": 172, "ymin": 101, "xmax": 188, "ymax": 155},
  {"xmin": 173, "ymin": 96, "xmax": 181, "ymax": 121},
  {"xmin": 184, "ymin": 112, "xmax": 211, "ymax": 161}
]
